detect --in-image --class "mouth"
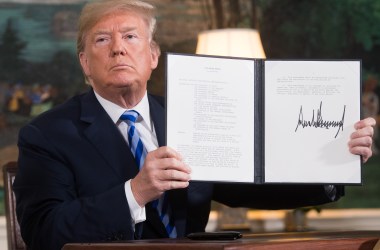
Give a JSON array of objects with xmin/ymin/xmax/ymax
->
[{"xmin": 110, "ymin": 64, "xmax": 133, "ymax": 71}]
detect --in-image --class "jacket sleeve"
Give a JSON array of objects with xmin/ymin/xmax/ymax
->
[
  {"xmin": 13, "ymin": 124, "xmax": 135, "ymax": 250},
  {"xmin": 212, "ymin": 182, "xmax": 344, "ymax": 209}
]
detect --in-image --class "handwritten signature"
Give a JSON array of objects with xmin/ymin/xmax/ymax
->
[{"xmin": 295, "ymin": 101, "xmax": 346, "ymax": 138}]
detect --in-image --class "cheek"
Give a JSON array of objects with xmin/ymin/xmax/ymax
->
[
  {"xmin": 88, "ymin": 54, "xmax": 108, "ymax": 73},
  {"xmin": 140, "ymin": 50, "xmax": 157, "ymax": 71}
]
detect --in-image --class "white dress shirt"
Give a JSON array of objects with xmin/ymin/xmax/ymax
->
[{"xmin": 94, "ymin": 91, "xmax": 159, "ymax": 226}]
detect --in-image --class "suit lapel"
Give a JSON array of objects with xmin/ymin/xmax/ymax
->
[
  {"xmin": 148, "ymin": 95, "xmax": 166, "ymax": 147},
  {"xmin": 80, "ymin": 90, "xmax": 139, "ymax": 179}
]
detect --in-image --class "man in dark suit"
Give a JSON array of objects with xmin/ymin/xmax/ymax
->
[{"xmin": 13, "ymin": 0, "xmax": 376, "ymax": 249}]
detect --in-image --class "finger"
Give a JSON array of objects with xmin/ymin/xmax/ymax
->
[
  {"xmin": 164, "ymin": 180, "xmax": 190, "ymax": 191},
  {"xmin": 160, "ymin": 169, "xmax": 191, "ymax": 182},
  {"xmin": 351, "ymin": 126, "xmax": 374, "ymax": 139},
  {"xmin": 153, "ymin": 173, "xmax": 190, "ymax": 192},
  {"xmin": 151, "ymin": 146, "xmax": 183, "ymax": 160},
  {"xmin": 148, "ymin": 171, "xmax": 190, "ymax": 192},
  {"xmin": 349, "ymin": 146, "xmax": 372, "ymax": 163},
  {"xmin": 354, "ymin": 117, "xmax": 376, "ymax": 130},
  {"xmin": 142, "ymin": 157, "xmax": 191, "ymax": 176},
  {"xmin": 348, "ymin": 136, "xmax": 372, "ymax": 149},
  {"xmin": 155, "ymin": 157, "xmax": 192, "ymax": 173},
  {"xmin": 348, "ymin": 136, "xmax": 373, "ymax": 163}
]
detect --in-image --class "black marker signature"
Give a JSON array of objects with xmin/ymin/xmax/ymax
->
[{"xmin": 295, "ymin": 101, "xmax": 346, "ymax": 138}]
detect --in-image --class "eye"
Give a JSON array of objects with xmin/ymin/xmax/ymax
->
[
  {"xmin": 124, "ymin": 33, "xmax": 138, "ymax": 41},
  {"xmin": 95, "ymin": 36, "xmax": 110, "ymax": 45}
]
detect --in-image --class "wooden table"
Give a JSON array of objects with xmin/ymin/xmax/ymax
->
[{"xmin": 62, "ymin": 230, "xmax": 380, "ymax": 250}]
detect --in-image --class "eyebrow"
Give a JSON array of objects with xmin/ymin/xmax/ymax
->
[{"xmin": 93, "ymin": 26, "xmax": 138, "ymax": 36}]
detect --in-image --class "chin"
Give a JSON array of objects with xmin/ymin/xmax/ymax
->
[{"xmin": 111, "ymin": 80, "xmax": 144, "ymax": 92}]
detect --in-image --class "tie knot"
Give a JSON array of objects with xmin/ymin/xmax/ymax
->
[{"xmin": 120, "ymin": 110, "xmax": 139, "ymax": 125}]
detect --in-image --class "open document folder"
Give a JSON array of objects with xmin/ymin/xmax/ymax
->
[{"xmin": 166, "ymin": 53, "xmax": 361, "ymax": 184}]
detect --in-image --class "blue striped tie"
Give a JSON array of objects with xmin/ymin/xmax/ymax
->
[
  {"xmin": 120, "ymin": 110, "xmax": 177, "ymax": 238},
  {"xmin": 120, "ymin": 110, "xmax": 147, "ymax": 169}
]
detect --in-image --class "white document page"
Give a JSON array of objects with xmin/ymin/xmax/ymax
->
[
  {"xmin": 264, "ymin": 60, "xmax": 361, "ymax": 183},
  {"xmin": 167, "ymin": 54, "xmax": 255, "ymax": 182}
]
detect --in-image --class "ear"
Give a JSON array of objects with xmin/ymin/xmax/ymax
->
[
  {"xmin": 79, "ymin": 52, "xmax": 91, "ymax": 77},
  {"xmin": 150, "ymin": 42, "xmax": 160, "ymax": 70}
]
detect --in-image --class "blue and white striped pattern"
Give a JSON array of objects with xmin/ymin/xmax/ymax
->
[
  {"xmin": 153, "ymin": 194, "xmax": 177, "ymax": 238},
  {"xmin": 120, "ymin": 110, "xmax": 177, "ymax": 238},
  {"xmin": 120, "ymin": 110, "xmax": 147, "ymax": 169}
]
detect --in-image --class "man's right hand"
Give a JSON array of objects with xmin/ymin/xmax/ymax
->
[{"xmin": 130, "ymin": 146, "xmax": 191, "ymax": 207}]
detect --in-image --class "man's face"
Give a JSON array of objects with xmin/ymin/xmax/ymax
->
[{"xmin": 79, "ymin": 11, "xmax": 158, "ymax": 98}]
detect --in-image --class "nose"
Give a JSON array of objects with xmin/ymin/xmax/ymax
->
[{"xmin": 110, "ymin": 36, "xmax": 126, "ymax": 56}]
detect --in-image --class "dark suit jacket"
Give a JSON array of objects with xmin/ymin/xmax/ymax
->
[{"xmin": 13, "ymin": 89, "xmax": 342, "ymax": 250}]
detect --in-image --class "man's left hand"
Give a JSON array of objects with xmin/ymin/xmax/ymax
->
[{"xmin": 349, "ymin": 117, "xmax": 377, "ymax": 163}]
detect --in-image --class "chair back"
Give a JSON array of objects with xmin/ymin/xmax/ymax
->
[{"xmin": 3, "ymin": 162, "xmax": 26, "ymax": 250}]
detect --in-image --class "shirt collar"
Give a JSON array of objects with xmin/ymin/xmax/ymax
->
[{"xmin": 94, "ymin": 90, "xmax": 152, "ymax": 130}]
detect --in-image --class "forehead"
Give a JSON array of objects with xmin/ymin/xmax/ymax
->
[{"xmin": 90, "ymin": 11, "xmax": 149, "ymax": 33}]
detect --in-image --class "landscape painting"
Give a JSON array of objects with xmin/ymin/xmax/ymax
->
[{"xmin": 0, "ymin": 0, "xmax": 88, "ymax": 191}]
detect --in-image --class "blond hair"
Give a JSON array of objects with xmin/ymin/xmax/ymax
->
[{"xmin": 77, "ymin": 0, "xmax": 159, "ymax": 55}]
